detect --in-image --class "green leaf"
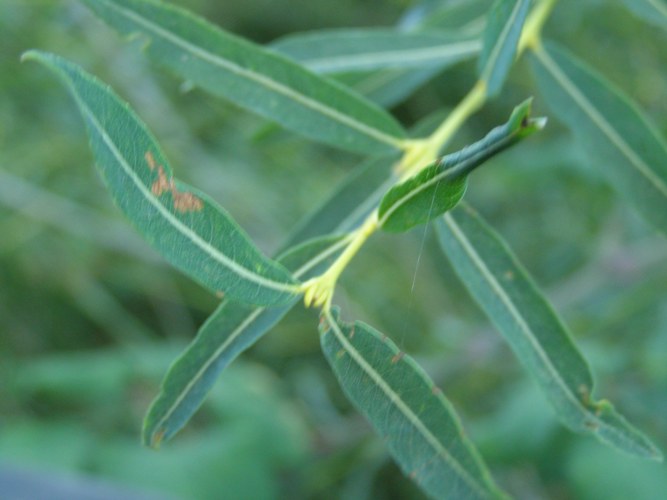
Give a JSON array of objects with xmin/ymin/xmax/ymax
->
[
  {"xmin": 81, "ymin": 0, "xmax": 406, "ymax": 154},
  {"xmin": 271, "ymin": 29, "xmax": 481, "ymax": 74},
  {"xmin": 478, "ymin": 0, "xmax": 530, "ymax": 97},
  {"xmin": 618, "ymin": 0, "xmax": 667, "ymax": 32},
  {"xmin": 23, "ymin": 50, "xmax": 298, "ymax": 306},
  {"xmin": 378, "ymin": 98, "xmax": 545, "ymax": 232},
  {"xmin": 530, "ymin": 42, "xmax": 667, "ymax": 234},
  {"xmin": 436, "ymin": 204, "xmax": 663, "ymax": 460},
  {"xmin": 320, "ymin": 308, "xmax": 507, "ymax": 500},
  {"xmin": 143, "ymin": 235, "xmax": 347, "ymax": 448},
  {"xmin": 334, "ymin": 67, "xmax": 445, "ymax": 108},
  {"xmin": 414, "ymin": 0, "xmax": 491, "ymax": 32}
]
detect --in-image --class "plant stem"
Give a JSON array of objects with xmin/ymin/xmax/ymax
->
[
  {"xmin": 299, "ymin": 0, "xmax": 560, "ymax": 311},
  {"xmin": 300, "ymin": 211, "xmax": 378, "ymax": 311},
  {"xmin": 518, "ymin": 0, "xmax": 558, "ymax": 53}
]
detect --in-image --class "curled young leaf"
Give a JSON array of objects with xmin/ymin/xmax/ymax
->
[{"xmin": 378, "ymin": 98, "xmax": 545, "ymax": 232}]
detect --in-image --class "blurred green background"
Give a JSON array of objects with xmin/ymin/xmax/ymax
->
[{"xmin": 1, "ymin": 0, "xmax": 666, "ymax": 498}]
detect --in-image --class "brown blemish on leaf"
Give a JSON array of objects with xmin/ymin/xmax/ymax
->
[
  {"xmin": 173, "ymin": 190, "xmax": 204, "ymax": 213},
  {"xmin": 409, "ymin": 471, "xmax": 417, "ymax": 480},
  {"xmin": 336, "ymin": 348, "xmax": 346, "ymax": 360},
  {"xmin": 348, "ymin": 326, "xmax": 355, "ymax": 339},
  {"xmin": 391, "ymin": 352, "xmax": 404, "ymax": 364},
  {"xmin": 146, "ymin": 151, "xmax": 203, "ymax": 213},
  {"xmin": 215, "ymin": 291, "xmax": 225, "ymax": 299},
  {"xmin": 431, "ymin": 386, "xmax": 442, "ymax": 396},
  {"xmin": 145, "ymin": 151, "xmax": 157, "ymax": 171},
  {"xmin": 151, "ymin": 165, "xmax": 172, "ymax": 196},
  {"xmin": 504, "ymin": 270, "xmax": 514, "ymax": 281}
]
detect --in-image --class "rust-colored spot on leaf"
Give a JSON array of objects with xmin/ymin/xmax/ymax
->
[
  {"xmin": 145, "ymin": 150, "xmax": 157, "ymax": 171},
  {"xmin": 391, "ymin": 352, "xmax": 404, "ymax": 364},
  {"xmin": 504, "ymin": 270, "xmax": 514, "ymax": 281},
  {"xmin": 215, "ymin": 291, "xmax": 225, "ymax": 299},
  {"xmin": 149, "ymin": 162, "xmax": 203, "ymax": 213},
  {"xmin": 431, "ymin": 385, "xmax": 442, "ymax": 396},
  {"xmin": 151, "ymin": 165, "xmax": 172, "ymax": 196},
  {"xmin": 173, "ymin": 190, "xmax": 204, "ymax": 213}
]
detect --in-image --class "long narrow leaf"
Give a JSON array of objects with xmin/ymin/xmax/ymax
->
[
  {"xmin": 320, "ymin": 308, "xmax": 507, "ymax": 499},
  {"xmin": 378, "ymin": 99, "xmax": 545, "ymax": 232},
  {"xmin": 436, "ymin": 204, "xmax": 662, "ymax": 460},
  {"xmin": 24, "ymin": 50, "xmax": 298, "ymax": 306},
  {"xmin": 82, "ymin": 0, "xmax": 406, "ymax": 154},
  {"xmin": 478, "ymin": 0, "xmax": 530, "ymax": 96},
  {"xmin": 334, "ymin": 67, "xmax": 445, "ymax": 108},
  {"xmin": 143, "ymin": 235, "xmax": 348, "ymax": 447},
  {"xmin": 271, "ymin": 29, "xmax": 481, "ymax": 74},
  {"xmin": 530, "ymin": 42, "xmax": 667, "ymax": 234},
  {"xmin": 619, "ymin": 0, "xmax": 667, "ymax": 31}
]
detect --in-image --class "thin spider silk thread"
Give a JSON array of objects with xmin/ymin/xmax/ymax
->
[{"xmin": 397, "ymin": 176, "xmax": 442, "ymax": 347}]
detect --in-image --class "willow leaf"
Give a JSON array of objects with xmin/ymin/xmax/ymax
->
[
  {"xmin": 24, "ymin": 50, "xmax": 298, "ymax": 306},
  {"xmin": 378, "ymin": 98, "xmax": 545, "ymax": 232},
  {"xmin": 530, "ymin": 42, "xmax": 667, "ymax": 234},
  {"xmin": 436, "ymin": 204, "xmax": 663, "ymax": 460},
  {"xmin": 143, "ymin": 235, "xmax": 347, "ymax": 447},
  {"xmin": 81, "ymin": 0, "xmax": 405, "ymax": 154},
  {"xmin": 414, "ymin": 0, "xmax": 491, "ymax": 33},
  {"xmin": 320, "ymin": 308, "xmax": 507, "ymax": 499},
  {"xmin": 478, "ymin": 0, "xmax": 530, "ymax": 97},
  {"xmin": 271, "ymin": 29, "xmax": 481, "ymax": 74},
  {"xmin": 334, "ymin": 68, "xmax": 444, "ymax": 108},
  {"xmin": 619, "ymin": 0, "xmax": 667, "ymax": 31}
]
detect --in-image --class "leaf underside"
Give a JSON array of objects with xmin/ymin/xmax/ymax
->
[
  {"xmin": 24, "ymin": 50, "xmax": 298, "ymax": 307},
  {"xmin": 436, "ymin": 204, "xmax": 662, "ymax": 460},
  {"xmin": 529, "ymin": 41, "xmax": 667, "ymax": 234},
  {"xmin": 143, "ymin": 235, "xmax": 347, "ymax": 447},
  {"xmin": 320, "ymin": 308, "xmax": 507, "ymax": 499}
]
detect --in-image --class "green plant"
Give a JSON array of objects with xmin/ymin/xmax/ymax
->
[{"xmin": 21, "ymin": 0, "xmax": 666, "ymax": 497}]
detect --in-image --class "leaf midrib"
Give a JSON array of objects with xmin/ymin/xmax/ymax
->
[
  {"xmin": 74, "ymin": 94, "xmax": 296, "ymax": 294},
  {"xmin": 535, "ymin": 46, "xmax": 667, "ymax": 198},
  {"xmin": 148, "ymin": 236, "xmax": 351, "ymax": 440},
  {"xmin": 441, "ymin": 212, "xmax": 623, "ymax": 439},
  {"xmin": 323, "ymin": 310, "xmax": 490, "ymax": 498},
  {"xmin": 299, "ymin": 40, "xmax": 481, "ymax": 73},
  {"xmin": 100, "ymin": 0, "xmax": 404, "ymax": 149}
]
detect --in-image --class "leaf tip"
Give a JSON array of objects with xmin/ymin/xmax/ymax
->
[{"xmin": 20, "ymin": 49, "xmax": 46, "ymax": 64}]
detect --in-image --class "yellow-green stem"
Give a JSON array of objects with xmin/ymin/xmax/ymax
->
[
  {"xmin": 518, "ymin": 0, "xmax": 558, "ymax": 53},
  {"xmin": 300, "ymin": 211, "xmax": 378, "ymax": 311},
  {"xmin": 396, "ymin": 80, "xmax": 488, "ymax": 180},
  {"xmin": 298, "ymin": 0, "xmax": 560, "ymax": 312}
]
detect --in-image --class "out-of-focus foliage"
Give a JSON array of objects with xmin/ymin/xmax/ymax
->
[{"xmin": 1, "ymin": 0, "xmax": 666, "ymax": 498}]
